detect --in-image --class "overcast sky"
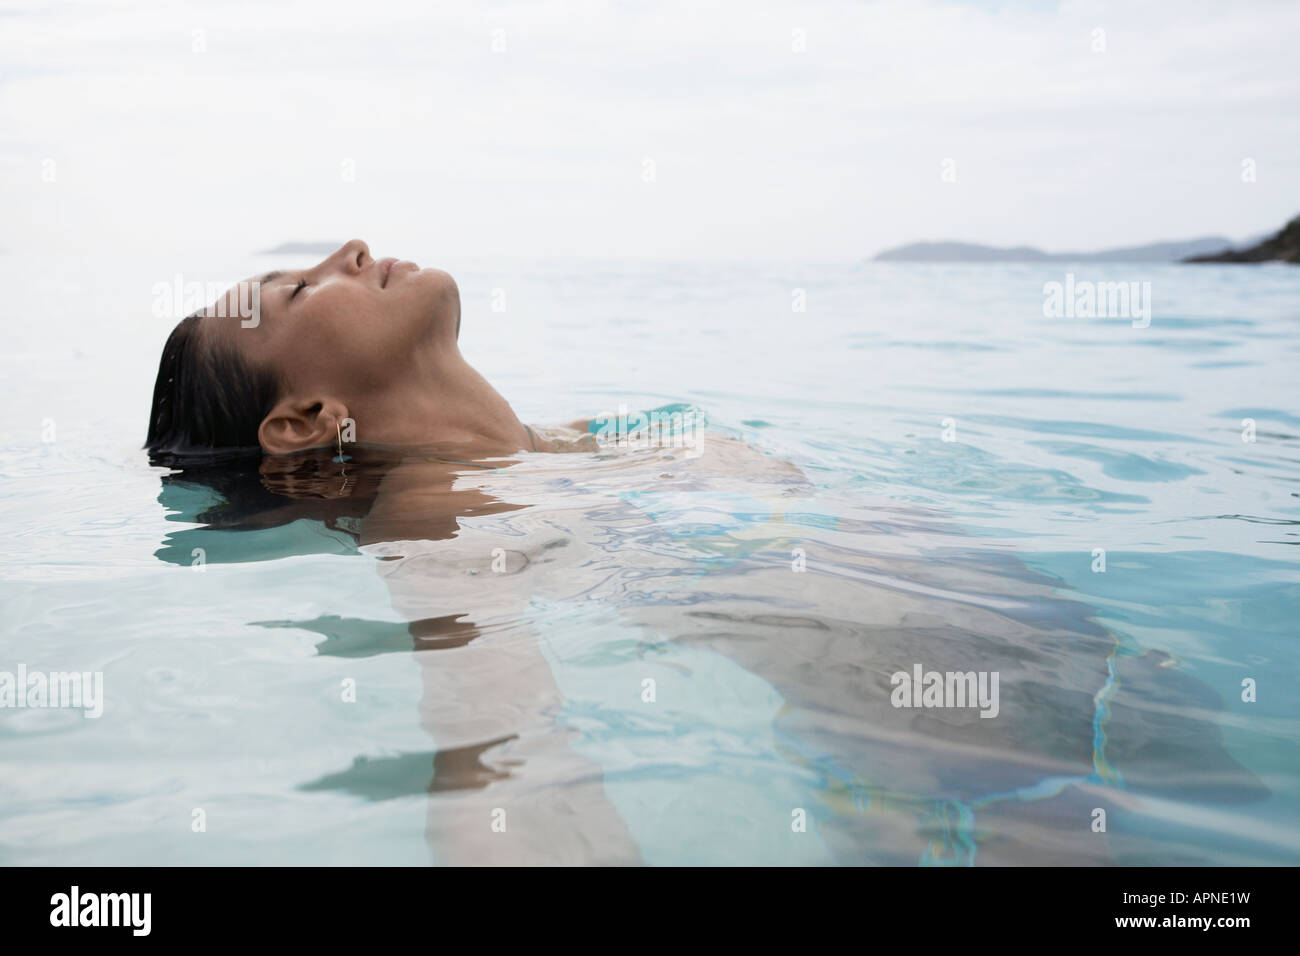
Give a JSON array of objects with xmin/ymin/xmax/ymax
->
[{"xmin": 2, "ymin": 0, "xmax": 1298, "ymax": 261}]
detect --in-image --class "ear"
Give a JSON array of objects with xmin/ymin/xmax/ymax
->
[{"xmin": 258, "ymin": 397, "xmax": 349, "ymax": 455}]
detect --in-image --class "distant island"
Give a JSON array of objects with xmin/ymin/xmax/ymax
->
[
  {"xmin": 1184, "ymin": 214, "xmax": 1300, "ymax": 264},
  {"xmin": 259, "ymin": 241, "xmax": 341, "ymax": 255},
  {"xmin": 873, "ymin": 236, "xmax": 1233, "ymax": 263},
  {"xmin": 874, "ymin": 213, "xmax": 1300, "ymax": 265}
]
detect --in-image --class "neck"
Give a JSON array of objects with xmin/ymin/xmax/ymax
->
[{"xmin": 355, "ymin": 348, "xmax": 532, "ymax": 455}]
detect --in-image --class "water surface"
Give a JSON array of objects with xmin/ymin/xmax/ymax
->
[{"xmin": 1, "ymin": 257, "xmax": 1297, "ymax": 864}]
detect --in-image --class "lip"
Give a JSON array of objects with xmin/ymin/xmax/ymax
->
[{"xmin": 378, "ymin": 258, "xmax": 397, "ymax": 288}]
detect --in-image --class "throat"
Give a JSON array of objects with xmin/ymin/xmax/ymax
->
[{"xmin": 375, "ymin": 361, "xmax": 535, "ymax": 454}]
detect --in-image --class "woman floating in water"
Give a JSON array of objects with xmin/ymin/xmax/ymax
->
[{"xmin": 146, "ymin": 240, "xmax": 1266, "ymax": 865}]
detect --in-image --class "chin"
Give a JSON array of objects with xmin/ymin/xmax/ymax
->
[
  {"xmin": 412, "ymin": 269, "xmax": 461, "ymax": 341},
  {"xmin": 413, "ymin": 268, "xmax": 456, "ymax": 304},
  {"xmin": 428, "ymin": 270, "xmax": 460, "ymax": 336}
]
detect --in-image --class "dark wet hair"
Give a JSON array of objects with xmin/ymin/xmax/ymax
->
[{"xmin": 145, "ymin": 313, "xmax": 280, "ymax": 466}]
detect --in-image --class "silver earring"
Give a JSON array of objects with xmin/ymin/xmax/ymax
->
[{"xmin": 334, "ymin": 420, "xmax": 352, "ymax": 464}]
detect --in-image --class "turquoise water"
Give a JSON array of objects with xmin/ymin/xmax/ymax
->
[{"xmin": 1, "ymin": 256, "xmax": 1297, "ymax": 864}]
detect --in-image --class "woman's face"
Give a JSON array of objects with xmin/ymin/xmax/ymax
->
[
  {"xmin": 194, "ymin": 238, "xmax": 528, "ymax": 454},
  {"xmin": 209, "ymin": 239, "xmax": 461, "ymax": 398}
]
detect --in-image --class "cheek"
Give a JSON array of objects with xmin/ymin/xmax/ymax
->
[
  {"xmin": 276, "ymin": 286, "xmax": 434, "ymax": 389},
  {"xmin": 319, "ymin": 310, "xmax": 414, "ymax": 385},
  {"xmin": 306, "ymin": 293, "xmax": 382, "ymax": 355},
  {"xmin": 263, "ymin": 312, "xmax": 363, "ymax": 390}
]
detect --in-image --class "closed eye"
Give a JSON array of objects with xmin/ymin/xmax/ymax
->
[{"xmin": 291, "ymin": 278, "xmax": 307, "ymax": 299}]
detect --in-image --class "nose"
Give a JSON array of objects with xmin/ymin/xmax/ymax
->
[{"xmin": 324, "ymin": 238, "xmax": 370, "ymax": 275}]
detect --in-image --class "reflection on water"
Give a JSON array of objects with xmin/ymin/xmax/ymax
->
[{"xmin": 152, "ymin": 435, "xmax": 1270, "ymax": 865}]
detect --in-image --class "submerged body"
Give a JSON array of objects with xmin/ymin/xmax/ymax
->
[{"xmin": 210, "ymin": 427, "xmax": 1261, "ymax": 865}]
